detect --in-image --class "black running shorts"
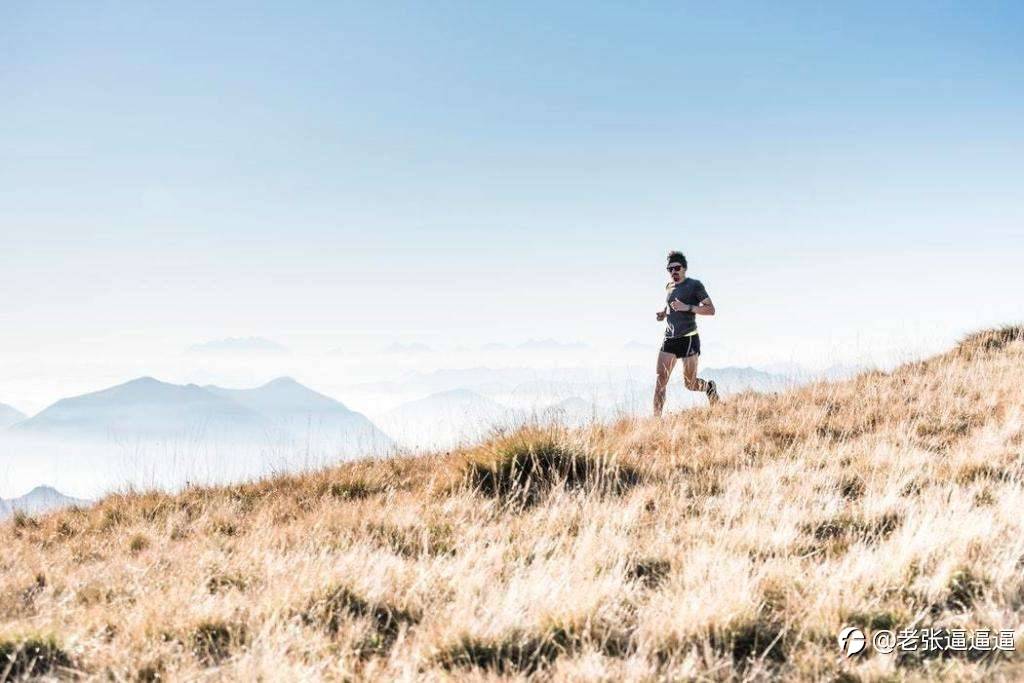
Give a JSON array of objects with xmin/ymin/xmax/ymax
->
[{"xmin": 661, "ymin": 334, "xmax": 700, "ymax": 358}]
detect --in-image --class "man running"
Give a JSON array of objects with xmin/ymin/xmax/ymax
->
[{"xmin": 654, "ymin": 250, "xmax": 718, "ymax": 415}]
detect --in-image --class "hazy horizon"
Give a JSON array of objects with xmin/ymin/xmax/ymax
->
[
  {"xmin": 0, "ymin": 325, "xmax": 961, "ymax": 417},
  {"xmin": 0, "ymin": 331, "xmax": 960, "ymax": 500}
]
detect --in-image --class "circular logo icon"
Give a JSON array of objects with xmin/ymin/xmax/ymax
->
[{"xmin": 838, "ymin": 626, "xmax": 867, "ymax": 656}]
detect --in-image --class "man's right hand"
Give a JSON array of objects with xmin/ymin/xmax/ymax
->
[{"xmin": 656, "ymin": 311, "xmax": 666, "ymax": 321}]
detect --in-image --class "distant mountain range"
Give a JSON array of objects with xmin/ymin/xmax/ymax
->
[
  {"xmin": 187, "ymin": 337, "xmax": 289, "ymax": 354},
  {"xmin": 1, "ymin": 363, "xmax": 824, "ymax": 488},
  {"xmin": 14, "ymin": 377, "xmax": 264, "ymax": 439},
  {"xmin": 0, "ymin": 485, "xmax": 89, "ymax": 519},
  {"xmin": 12, "ymin": 377, "xmax": 393, "ymax": 453},
  {"xmin": 0, "ymin": 402, "xmax": 26, "ymax": 429}
]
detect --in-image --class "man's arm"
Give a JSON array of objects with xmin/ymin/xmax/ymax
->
[
  {"xmin": 692, "ymin": 297, "xmax": 715, "ymax": 316},
  {"xmin": 669, "ymin": 297, "xmax": 715, "ymax": 315}
]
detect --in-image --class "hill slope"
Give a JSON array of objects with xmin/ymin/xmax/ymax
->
[
  {"xmin": 0, "ymin": 401, "xmax": 26, "ymax": 429},
  {"xmin": 205, "ymin": 377, "xmax": 393, "ymax": 452},
  {"xmin": 2, "ymin": 326, "xmax": 1023, "ymax": 680}
]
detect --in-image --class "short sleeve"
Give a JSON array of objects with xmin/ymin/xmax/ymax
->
[{"xmin": 694, "ymin": 281, "xmax": 710, "ymax": 303}]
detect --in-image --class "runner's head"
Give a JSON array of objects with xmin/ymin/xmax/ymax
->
[{"xmin": 666, "ymin": 250, "xmax": 687, "ymax": 283}]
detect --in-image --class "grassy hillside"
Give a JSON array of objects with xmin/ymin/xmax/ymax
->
[{"xmin": 3, "ymin": 326, "xmax": 1024, "ymax": 681}]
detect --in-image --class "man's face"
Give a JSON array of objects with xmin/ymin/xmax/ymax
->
[{"xmin": 667, "ymin": 262, "xmax": 685, "ymax": 283}]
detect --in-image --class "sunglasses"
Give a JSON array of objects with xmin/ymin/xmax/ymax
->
[{"xmin": 666, "ymin": 265, "xmax": 683, "ymax": 273}]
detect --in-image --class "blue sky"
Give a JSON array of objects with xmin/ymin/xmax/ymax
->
[{"xmin": 2, "ymin": 2, "xmax": 1022, "ymax": 367}]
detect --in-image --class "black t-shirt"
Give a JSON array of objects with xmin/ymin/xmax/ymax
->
[{"xmin": 664, "ymin": 278, "xmax": 709, "ymax": 338}]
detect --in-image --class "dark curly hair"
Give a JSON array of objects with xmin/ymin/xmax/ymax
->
[{"xmin": 666, "ymin": 250, "xmax": 687, "ymax": 269}]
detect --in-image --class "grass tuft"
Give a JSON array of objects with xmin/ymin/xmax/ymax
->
[
  {"xmin": 806, "ymin": 512, "xmax": 901, "ymax": 546},
  {"xmin": 99, "ymin": 508, "xmax": 126, "ymax": 532},
  {"xmin": 300, "ymin": 585, "xmax": 418, "ymax": 658},
  {"xmin": 945, "ymin": 568, "xmax": 986, "ymax": 612},
  {"xmin": 846, "ymin": 610, "xmax": 900, "ymax": 631},
  {"xmin": 11, "ymin": 511, "xmax": 38, "ymax": 533},
  {"xmin": 466, "ymin": 435, "xmax": 641, "ymax": 507},
  {"xmin": 135, "ymin": 662, "xmax": 163, "ymax": 681},
  {"xmin": 206, "ymin": 572, "xmax": 248, "ymax": 594},
  {"xmin": 435, "ymin": 629, "xmax": 574, "ymax": 675},
  {"xmin": 957, "ymin": 324, "xmax": 1024, "ymax": 355},
  {"xmin": 0, "ymin": 636, "xmax": 73, "ymax": 680},
  {"xmin": 128, "ymin": 534, "xmax": 150, "ymax": 553},
  {"xmin": 208, "ymin": 520, "xmax": 238, "ymax": 537},
  {"xmin": 190, "ymin": 621, "xmax": 244, "ymax": 666},
  {"xmin": 956, "ymin": 464, "xmax": 1011, "ymax": 485},
  {"xmin": 327, "ymin": 480, "xmax": 382, "ymax": 501},
  {"xmin": 626, "ymin": 558, "xmax": 672, "ymax": 588},
  {"xmin": 435, "ymin": 624, "xmax": 632, "ymax": 675},
  {"xmin": 366, "ymin": 522, "xmax": 455, "ymax": 558},
  {"xmin": 711, "ymin": 618, "xmax": 789, "ymax": 666},
  {"xmin": 838, "ymin": 476, "xmax": 865, "ymax": 500}
]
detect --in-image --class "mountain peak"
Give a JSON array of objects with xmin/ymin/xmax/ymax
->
[
  {"xmin": 26, "ymin": 485, "xmax": 61, "ymax": 495},
  {"xmin": 126, "ymin": 376, "xmax": 162, "ymax": 386},
  {"xmin": 264, "ymin": 376, "xmax": 300, "ymax": 387},
  {"xmin": 1, "ymin": 485, "xmax": 90, "ymax": 519}
]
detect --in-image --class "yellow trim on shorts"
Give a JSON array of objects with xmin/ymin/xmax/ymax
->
[{"xmin": 682, "ymin": 329, "xmax": 698, "ymax": 337}]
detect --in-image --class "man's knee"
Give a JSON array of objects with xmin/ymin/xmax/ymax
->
[{"xmin": 683, "ymin": 376, "xmax": 699, "ymax": 390}]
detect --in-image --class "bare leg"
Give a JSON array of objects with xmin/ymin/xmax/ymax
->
[
  {"xmin": 654, "ymin": 351, "xmax": 676, "ymax": 416},
  {"xmin": 682, "ymin": 354, "xmax": 718, "ymax": 404}
]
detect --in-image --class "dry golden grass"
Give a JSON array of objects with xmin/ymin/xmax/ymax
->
[{"xmin": 3, "ymin": 325, "xmax": 1024, "ymax": 681}]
